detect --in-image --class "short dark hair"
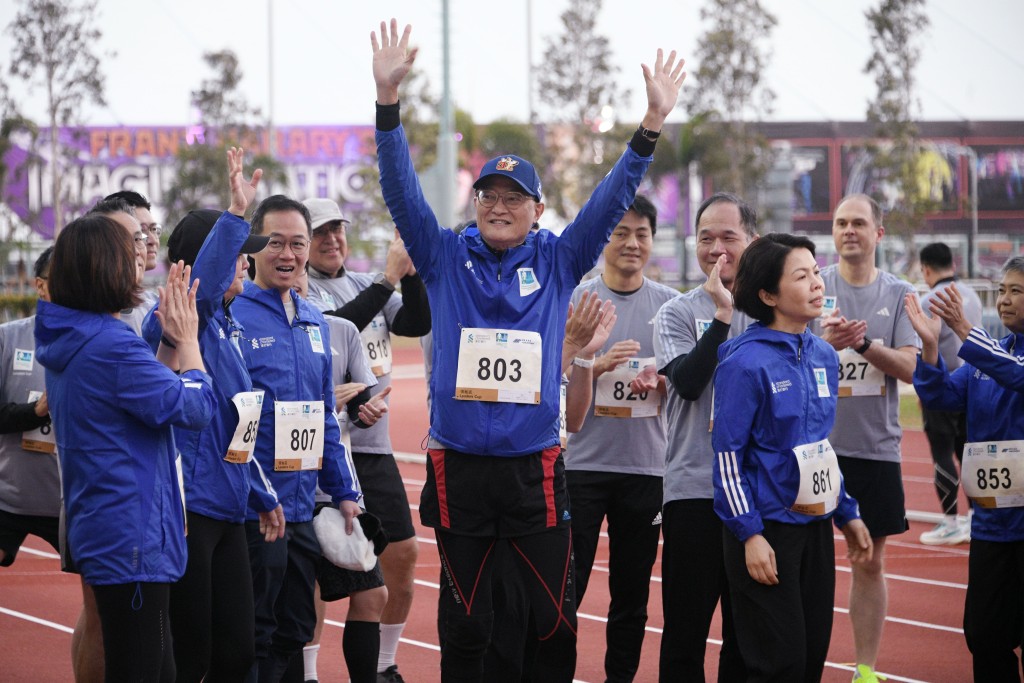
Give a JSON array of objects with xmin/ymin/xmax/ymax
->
[
  {"xmin": 104, "ymin": 190, "xmax": 152, "ymax": 211},
  {"xmin": 629, "ymin": 194, "xmax": 658, "ymax": 235},
  {"xmin": 251, "ymin": 195, "xmax": 312, "ymax": 236},
  {"xmin": 836, "ymin": 193, "xmax": 883, "ymax": 225},
  {"xmin": 919, "ymin": 242, "xmax": 954, "ymax": 270},
  {"xmin": 695, "ymin": 192, "xmax": 758, "ymax": 238},
  {"xmin": 34, "ymin": 247, "xmax": 54, "ymax": 279},
  {"xmin": 733, "ymin": 232, "xmax": 817, "ymax": 324},
  {"xmin": 49, "ymin": 214, "xmax": 142, "ymax": 313},
  {"xmin": 88, "ymin": 196, "xmax": 136, "ymax": 218}
]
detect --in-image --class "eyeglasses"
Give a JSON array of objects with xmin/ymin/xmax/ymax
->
[
  {"xmin": 266, "ymin": 238, "xmax": 309, "ymax": 255},
  {"xmin": 312, "ymin": 222, "xmax": 346, "ymax": 239},
  {"xmin": 476, "ymin": 189, "xmax": 531, "ymax": 210},
  {"xmin": 133, "ymin": 232, "xmax": 149, "ymax": 246},
  {"xmin": 140, "ymin": 223, "xmax": 163, "ymax": 238}
]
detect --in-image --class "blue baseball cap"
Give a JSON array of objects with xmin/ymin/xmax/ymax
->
[{"xmin": 473, "ymin": 155, "xmax": 542, "ymax": 201}]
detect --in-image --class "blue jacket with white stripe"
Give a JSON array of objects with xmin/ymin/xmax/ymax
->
[
  {"xmin": 914, "ymin": 326, "xmax": 1024, "ymax": 542},
  {"xmin": 712, "ymin": 322, "xmax": 860, "ymax": 542}
]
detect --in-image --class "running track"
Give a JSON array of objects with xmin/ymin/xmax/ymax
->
[{"xmin": 1, "ymin": 343, "xmax": 972, "ymax": 682}]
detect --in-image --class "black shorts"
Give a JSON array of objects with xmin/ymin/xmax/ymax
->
[
  {"xmin": 838, "ymin": 456, "xmax": 909, "ymax": 538},
  {"xmin": 419, "ymin": 446, "xmax": 570, "ymax": 537},
  {"xmin": 0, "ymin": 508, "xmax": 59, "ymax": 566},
  {"xmin": 317, "ymin": 557, "xmax": 385, "ymax": 602},
  {"xmin": 352, "ymin": 452, "xmax": 416, "ymax": 543}
]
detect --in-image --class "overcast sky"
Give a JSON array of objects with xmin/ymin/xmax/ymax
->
[{"xmin": 0, "ymin": 0, "xmax": 1022, "ymax": 128}]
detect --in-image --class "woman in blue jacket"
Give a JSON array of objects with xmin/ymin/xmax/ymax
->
[
  {"xmin": 907, "ymin": 256, "xmax": 1024, "ymax": 682},
  {"xmin": 35, "ymin": 214, "xmax": 215, "ymax": 682},
  {"xmin": 712, "ymin": 233, "xmax": 873, "ymax": 682}
]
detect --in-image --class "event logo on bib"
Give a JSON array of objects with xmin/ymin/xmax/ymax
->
[{"xmin": 13, "ymin": 349, "xmax": 33, "ymax": 372}]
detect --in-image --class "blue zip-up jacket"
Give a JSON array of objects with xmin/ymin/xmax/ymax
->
[
  {"xmin": 34, "ymin": 301, "xmax": 215, "ymax": 585},
  {"xmin": 142, "ymin": 212, "xmax": 278, "ymax": 523},
  {"xmin": 231, "ymin": 281, "xmax": 360, "ymax": 522},
  {"xmin": 712, "ymin": 323, "xmax": 861, "ymax": 542},
  {"xmin": 914, "ymin": 326, "xmax": 1024, "ymax": 542},
  {"xmin": 376, "ymin": 123, "xmax": 651, "ymax": 456}
]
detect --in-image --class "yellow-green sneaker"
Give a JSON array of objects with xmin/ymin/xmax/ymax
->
[{"xmin": 852, "ymin": 664, "xmax": 887, "ymax": 682}]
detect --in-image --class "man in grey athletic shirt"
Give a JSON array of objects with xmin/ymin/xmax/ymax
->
[
  {"xmin": 653, "ymin": 192, "xmax": 755, "ymax": 682},
  {"xmin": 565, "ymin": 194, "xmax": 678, "ymax": 682},
  {"xmin": 301, "ymin": 197, "xmax": 430, "ymax": 682},
  {"xmin": 813, "ymin": 193, "xmax": 919, "ymax": 683}
]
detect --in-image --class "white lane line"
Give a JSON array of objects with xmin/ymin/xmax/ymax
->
[
  {"xmin": 0, "ymin": 606, "xmax": 74, "ymax": 634},
  {"xmin": 835, "ymin": 565, "xmax": 967, "ymax": 590},
  {"xmin": 18, "ymin": 546, "xmax": 60, "ymax": 560},
  {"xmin": 833, "ymin": 606, "xmax": 964, "ymax": 635}
]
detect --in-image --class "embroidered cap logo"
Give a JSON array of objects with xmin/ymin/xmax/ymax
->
[{"xmin": 495, "ymin": 157, "xmax": 519, "ymax": 172}]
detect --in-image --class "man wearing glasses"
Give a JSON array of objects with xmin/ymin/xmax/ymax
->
[
  {"xmin": 103, "ymin": 191, "xmax": 162, "ymax": 334},
  {"xmin": 300, "ymin": 196, "xmax": 429, "ymax": 683},
  {"xmin": 230, "ymin": 195, "xmax": 364, "ymax": 680},
  {"xmin": 371, "ymin": 18, "xmax": 686, "ymax": 681}
]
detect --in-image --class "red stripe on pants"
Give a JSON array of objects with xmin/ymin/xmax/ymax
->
[
  {"xmin": 542, "ymin": 446, "xmax": 560, "ymax": 527},
  {"xmin": 428, "ymin": 448, "xmax": 450, "ymax": 528}
]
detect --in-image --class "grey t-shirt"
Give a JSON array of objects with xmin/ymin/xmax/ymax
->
[
  {"xmin": 654, "ymin": 288, "xmax": 750, "ymax": 503},
  {"xmin": 815, "ymin": 266, "xmax": 919, "ymax": 462},
  {"xmin": 308, "ymin": 269, "xmax": 404, "ymax": 454},
  {"xmin": 922, "ymin": 278, "xmax": 983, "ymax": 371},
  {"xmin": 121, "ymin": 288, "xmax": 159, "ymax": 336},
  {"xmin": 565, "ymin": 276, "xmax": 678, "ymax": 476},
  {"xmin": 0, "ymin": 317, "xmax": 61, "ymax": 517}
]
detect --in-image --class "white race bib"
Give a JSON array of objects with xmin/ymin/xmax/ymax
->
[
  {"xmin": 307, "ymin": 325, "xmax": 325, "ymax": 354},
  {"xmin": 455, "ymin": 328, "xmax": 542, "ymax": 404},
  {"xmin": 837, "ymin": 342, "xmax": 886, "ymax": 397},
  {"xmin": 791, "ymin": 438, "xmax": 841, "ymax": 516},
  {"xmin": 22, "ymin": 390, "xmax": 56, "ymax": 454},
  {"xmin": 594, "ymin": 356, "xmax": 660, "ymax": 418},
  {"xmin": 360, "ymin": 314, "xmax": 392, "ymax": 377},
  {"xmin": 962, "ymin": 441, "xmax": 1024, "ymax": 508},
  {"xmin": 273, "ymin": 400, "xmax": 326, "ymax": 471},
  {"xmin": 225, "ymin": 391, "xmax": 264, "ymax": 464}
]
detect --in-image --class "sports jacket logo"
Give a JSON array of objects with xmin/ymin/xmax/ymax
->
[
  {"xmin": 876, "ymin": 307, "xmax": 891, "ymax": 317},
  {"xmin": 496, "ymin": 157, "xmax": 519, "ymax": 171}
]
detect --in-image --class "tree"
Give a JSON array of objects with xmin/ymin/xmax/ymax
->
[
  {"xmin": 683, "ymin": 0, "xmax": 777, "ymax": 201},
  {"xmin": 536, "ymin": 0, "xmax": 630, "ymax": 217},
  {"xmin": 5, "ymin": 0, "xmax": 109, "ymax": 233},
  {"xmin": 163, "ymin": 50, "xmax": 286, "ymax": 221},
  {"xmin": 863, "ymin": 0, "xmax": 931, "ymax": 243}
]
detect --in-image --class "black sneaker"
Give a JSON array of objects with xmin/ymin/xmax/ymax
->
[{"xmin": 377, "ymin": 665, "xmax": 406, "ymax": 683}]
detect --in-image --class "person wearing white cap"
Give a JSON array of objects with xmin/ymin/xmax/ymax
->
[
  {"xmin": 301, "ymin": 196, "xmax": 429, "ymax": 683},
  {"xmin": 371, "ymin": 18, "xmax": 686, "ymax": 681}
]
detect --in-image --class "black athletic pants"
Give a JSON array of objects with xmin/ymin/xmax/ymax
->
[
  {"xmin": 171, "ymin": 511, "xmax": 256, "ymax": 682},
  {"xmin": 722, "ymin": 519, "xmax": 834, "ymax": 683},
  {"xmin": 92, "ymin": 581, "xmax": 175, "ymax": 683},
  {"xmin": 435, "ymin": 527, "xmax": 577, "ymax": 682},
  {"xmin": 921, "ymin": 407, "xmax": 968, "ymax": 516},
  {"xmin": 964, "ymin": 538, "xmax": 1024, "ymax": 682},
  {"xmin": 660, "ymin": 498, "xmax": 746, "ymax": 683},
  {"xmin": 567, "ymin": 470, "xmax": 661, "ymax": 682}
]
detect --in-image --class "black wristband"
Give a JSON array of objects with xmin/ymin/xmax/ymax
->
[
  {"xmin": 628, "ymin": 128, "xmax": 657, "ymax": 157},
  {"xmin": 375, "ymin": 101, "xmax": 401, "ymax": 132},
  {"xmin": 854, "ymin": 339, "xmax": 872, "ymax": 355},
  {"xmin": 160, "ymin": 335, "xmax": 177, "ymax": 349}
]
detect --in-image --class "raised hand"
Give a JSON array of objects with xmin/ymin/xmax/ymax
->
[
  {"xmin": 904, "ymin": 292, "xmax": 940, "ymax": 354},
  {"xmin": 371, "ymin": 18, "xmax": 419, "ymax": 105},
  {"xmin": 226, "ymin": 147, "xmax": 263, "ymax": 217},
  {"xmin": 595, "ymin": 339, "xmax": 642, "ymax": 377},
  {"xmin": 704, "ymin": 254, "xmax": 733, "ymax": 319},
  {"xmin": 155, "ymin": 261, "xmax": 200, "ymax": 348},
  {"xmin": 641, "ymin": 48, "xmax": 687, "ymax": 126},
  {"xmin": 384, "ymin": 230, "xmax": 413, "ymax": 284},
  {"xmin": 928, "ymin": 283, "xmax": 972, "ymax": 342},
  {"xmin": 564, "ymin": 291, "xmax": 605, "ymax": 352}
]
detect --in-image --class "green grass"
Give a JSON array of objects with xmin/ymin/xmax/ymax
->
[{"xmin": 900, "ymin": 392, "xmax": 923, "ymax": 430}]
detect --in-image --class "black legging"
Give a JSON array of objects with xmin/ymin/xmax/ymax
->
[
  {"xmin": 922, "ymin": 407, "xmax": 969, "ymax": 515},
  {"xmin": 170, "ymin": 511, "xmax": 256, "ymax": 682},
  {"xmin": 435, "ymin": 527, "xmax": 577, "ymax": 682},
  {"xmin": 92, "ymin": 582, "xmax": 175, "ymax": 683}
]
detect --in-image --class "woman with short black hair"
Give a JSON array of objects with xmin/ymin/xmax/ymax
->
[
  {"xmin": 712, "ymin": 233, "xmax": 873, "ymax": 682},
  {"xmin": 35, "ymin": 213, "xmax": 215, "ymax": 682}
]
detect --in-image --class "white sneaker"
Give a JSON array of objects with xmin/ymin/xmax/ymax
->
[{"xmin": 920, "ymin": 519, "xmax": 970, "ymax": 545}]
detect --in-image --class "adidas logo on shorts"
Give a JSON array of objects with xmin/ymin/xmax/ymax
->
[{"xmin": 651, "ymin": 511, "xmax": 662, "ymax": 526}]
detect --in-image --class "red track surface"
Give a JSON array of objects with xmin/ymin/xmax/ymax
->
[{"xmin": 1, "ymin": 343, "xmax": 973, "ymax": 682}]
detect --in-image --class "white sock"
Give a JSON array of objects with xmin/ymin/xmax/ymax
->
[
  {"xmin": 944, "ymin": 514, "xmax": 957, "ymax": 526},
  {"xmin": 377, "ymin": 622, "xmax": 405, "ymax": 672},
  {"xmin": 303, "ymin": 644, "xmax": 320, "ymax": 681}
]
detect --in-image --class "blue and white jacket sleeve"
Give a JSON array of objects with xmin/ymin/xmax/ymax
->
[
  {"xmin": 247, "ymin": 458, "xmax": 279, "ymax": 513},
  {"xmin": 711, "ymin": 360, "xmax": 763, "ymax": 542},
  {"xmin": 960, "ymin": 327, "xmax": 1024, "ymax": 393},
  {"xmin": 914, "ymin": 353, "xmax": 969, "ymax": 412},
  {"xmin": 119, "ymin": 344, "xmax": 215, "ymax": 431}
]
